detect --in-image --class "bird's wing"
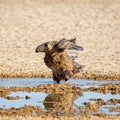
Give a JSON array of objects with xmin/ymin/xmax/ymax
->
[
  {"xmin": 54, "ymin": 38, "xmax": 71, "ymax": 50},
  {"xmin": 35, "ymin": 43, "xmax": 45, "ymax": 52},
  {"xmin": 68, "ymin": 38, "xmax": 84, "ymax": 51},
  {"xmin": 55, "ymin": 38, "xmax": 84, "ymax": 51},
  {"xmin": 72, "ymin": 61, "xmax": 85, "ymax": 73},
  {"xmin": 35, "ymin": 38, "xmax": 84, "ymax": 53},
  {"xmin": 67, "ymin": 50, "xmax": 78, "ymax": 60}
]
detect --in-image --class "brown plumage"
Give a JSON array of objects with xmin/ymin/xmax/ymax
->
[{"xmin": 35, "ymin": 38, "xmax": 84, "ymax": 83}]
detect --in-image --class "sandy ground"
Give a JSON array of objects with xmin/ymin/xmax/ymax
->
[
  {"xmin": 0, "ymin": 0, "xmax": 120, "ymax": 119},
  {"xmin": 0, "ymin": 116, "xmax": 120, "ymax": 120},
  {"xmin": 0, "ymin": 0, "xmax": 120, "ymax": 79}
]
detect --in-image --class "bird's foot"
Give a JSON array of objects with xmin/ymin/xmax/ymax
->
[{"xmin": 65, "ymin": 81, "xmax": 69, "ymax": 84}]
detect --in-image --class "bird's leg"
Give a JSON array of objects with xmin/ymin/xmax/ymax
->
[
  {"xmin": 56, "ymin": 79, "xmax": 60, "ymax": 84},
  {"xmin": 53, "ymin": 79, "xmax": 60, "ymax": 84},
  {"xmin": 65, "ymin": 80, "xmax": 69, "ymax": 84},
  {"xmin": 53, "ymin": 72, "xmax": 60, "ymax": 84},
  {"xmin": 53, "ymin": 80, "xmax": 58, "ymax": 84}
]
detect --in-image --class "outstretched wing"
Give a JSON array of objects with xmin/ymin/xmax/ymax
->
[
  {"xmin": 35, "ymin": 38, "xmax": 83, "ymax": 53},
  {"xmin": 35, "ymin": 43, "xmax": 45, "ymax": 52},
  {"xmin": 55, "ymin": 38, "xmax": 83, "ymax": 51},
  {"xmin": 54, "ymin": 38, "xmax": 71, "ymax": 50},
  {"xmin": 67, "ymin": 50, "xmax": 78, "ymax": 60}
]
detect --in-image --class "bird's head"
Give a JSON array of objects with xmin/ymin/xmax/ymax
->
[{"xmin": 44, "ymin": 43, "xmax": 53, "ymax": 52}]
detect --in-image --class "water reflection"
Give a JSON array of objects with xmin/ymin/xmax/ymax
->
[
  {"xmin": 0, "ymin": 78, "xmax": 119, "ymax": 115},
  {"xmin": 44, "ymin": 91, "xmax": 82, "ymax": 114}
]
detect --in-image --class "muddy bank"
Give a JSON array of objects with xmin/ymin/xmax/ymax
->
[
  {"xmin": 0, "ymin": 83, "xmax": 119, "ymax": 117},
  {"xmin": 0, "ymin": 0, "xmax": 120, "ymax": 80},
  {"xmin": 84, "ymin": 83, "xmax": 120, "ymax": 94},
  {"xmin": 0, "ymin": 84, "xmax": 82, "ymax": 97},
  {"xmin": 0, "ymin": 71, "xmax": 120, "ymax": 80},
  {"xmin": 0, "ymin": 115, "xmax": 120, "ymax": 120}
]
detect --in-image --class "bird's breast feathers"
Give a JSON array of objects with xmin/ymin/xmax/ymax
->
[{"xmin": 44, "ymin": 52, "xmax": 73, "ymax": 71}]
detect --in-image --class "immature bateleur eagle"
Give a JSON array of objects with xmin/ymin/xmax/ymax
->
[{"xmin": 35, "ymin": 38, "xmax": 84, "ymax": 83}]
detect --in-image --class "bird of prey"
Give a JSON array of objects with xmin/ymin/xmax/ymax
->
[{"xmin": 35, "ymin": 38, "xmax": 84, "ymax": 83}]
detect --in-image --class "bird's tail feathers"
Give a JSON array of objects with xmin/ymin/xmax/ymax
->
[{"xmin": 72, "ymin": 61, "xmax": 85, "ymax": 73}]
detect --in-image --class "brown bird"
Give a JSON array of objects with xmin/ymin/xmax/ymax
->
[{"xmin": 35, "ymin": 38, "xmax": 84, "ymax": 83}]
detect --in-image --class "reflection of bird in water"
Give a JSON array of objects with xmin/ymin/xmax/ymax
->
[
  {"xmin": 35, "ymin": 38, "xmax": 84, "ymax": 83},
  {"xmin": 43, "ymin": 92, "xmax": 82, "ymax": 114}
]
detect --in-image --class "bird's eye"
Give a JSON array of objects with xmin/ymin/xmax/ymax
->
[
  {"xmin": 45, "ymin": 43, "xmax": 48, "ymax": 47},
  {"xmin": 45, "ymin": 43, "xmax": 52, "ymax": 49}
]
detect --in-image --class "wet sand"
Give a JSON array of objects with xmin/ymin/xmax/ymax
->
[
  {"xmin": 0, "ymin": 0, "xmax": 120, "ymax": 80},
  {"xmin": 0, "ymin": 82, "xmax": 120, "ymax": 119}
]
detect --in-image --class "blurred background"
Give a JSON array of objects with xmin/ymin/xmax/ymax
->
[{"xmin": 0, "ymin": 0, "xmax": 120, "ymax": 78}]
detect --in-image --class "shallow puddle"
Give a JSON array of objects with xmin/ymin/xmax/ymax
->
[
  {"xmin": 0, "ymin": 91, "xmax": 47, "ymax": 109},
  {"xmin": 100, "ymin": 105, "xmax": 120, "ymax": 115},
  {"xmin": 0, "ymin": 78, "xmax": 120, "ymax": 115},
  {"xmin": 0, "ymin": 78, "xmax": 119, "ymax": 88},
  {"xmin": 74, "ymin": 91, "xmax": 120, "ymax": 115},
  {"xmin": 0, "ymin": 78, "xmax": 54, "ymax": 87}
]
